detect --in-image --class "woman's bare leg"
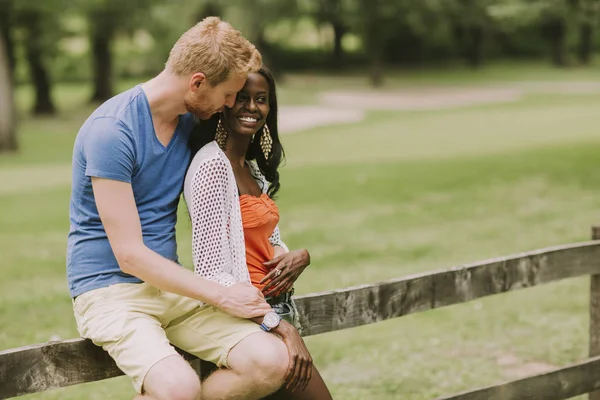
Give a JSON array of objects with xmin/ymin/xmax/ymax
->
[{"xmin": 263, "ymin": 364, "xmax": 332, "ymax": 400}]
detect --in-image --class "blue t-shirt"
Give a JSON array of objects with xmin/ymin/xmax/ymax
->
[{"xmin": 67, "ymin": 85, "xmax": 194, "ymax": 298}]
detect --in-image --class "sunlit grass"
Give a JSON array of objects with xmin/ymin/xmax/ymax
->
[{"xmin": 4, "ymin": 65, "xmax": 600, "ymax": 399}]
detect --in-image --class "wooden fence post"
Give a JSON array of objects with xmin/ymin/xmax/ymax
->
[
  {"xmin": 590, "ymin": 226, "xmax": 600, "ymax": 400},
  {"xmin": 189, "ymin": 358, "xmax": 217, "ymax": 380},
  {"xmin": 189, "ymin": 359, "xmax": 202, "ymax": 378}
]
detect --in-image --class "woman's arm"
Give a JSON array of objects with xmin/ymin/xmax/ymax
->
[
  {"xmin": 188, "ymin": 156, "xmax": 249, "ymax": 286},
  {"xmin": 260, "ymin": 249, "xmax": 310, "ymax": 296},
  {"xmin": 269, "ymin": 225, "xmax": 289, "ymax": 253}
]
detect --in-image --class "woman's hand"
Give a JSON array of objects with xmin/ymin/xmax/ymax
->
[
  {"xmin": 273, "ymin": 321, "xmax": 313, "ymax": 392},
  {"xmin": 260, "ymin": 249, "xmax": 310, "ymax": 297},
  {"xmin": 273, "ymin": 245, "xmax": 287, "ymax": 258}
]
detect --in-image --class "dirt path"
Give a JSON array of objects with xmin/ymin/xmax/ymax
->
[
  {"xmin": 5, "ymin": 81, "xmax": 600, "ymax": 193},
  {"xmin": 279, "ymin": 80, "xmax": 600, "ymax": 134}
]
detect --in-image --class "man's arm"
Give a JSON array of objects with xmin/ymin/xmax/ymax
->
[{"xmin": 92, "ymin": 177, "xmax": 271, "ymax": 319}]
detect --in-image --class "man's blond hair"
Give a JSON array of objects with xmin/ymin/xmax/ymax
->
[{"xmin": 166, "ymin": 17, "xmax": 262, "ymax": 85}]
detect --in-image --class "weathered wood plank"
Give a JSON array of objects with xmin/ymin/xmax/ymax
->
[
  {"xmin": 437, "ymin": 355, "xmax": 600, "ymax": 400},
  {"xmin": 590, "ymin": 227, "xmax": 600, "ymax": 400},
  {"xmin": 2, "ymin": 241, "xmax": 600, "ymax": 398},
  {"xmin": 0, "ymin": 339, "xmax": 197, "ymax": 400},
  {"xmin": 0, "ymin": 339, "xmax": 121, "ymax": 399},
  {"xmin": 296, "ymin": 274, "xmax": 433, "ymax": 336},
  {"xmin": 297, "ymin": 241, "xmax": 600, "ymax": 336}
]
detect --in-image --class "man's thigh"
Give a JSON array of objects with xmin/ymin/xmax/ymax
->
[
  {"xmin": 73, "ymin": 283, "xmax": 180, "ymax": 393},
  {"xmin": 166, "ymin": 304, "xmax": 262, "ymax": 368}
]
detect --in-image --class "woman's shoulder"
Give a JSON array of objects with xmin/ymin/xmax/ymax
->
[
  {"xmin": 189, "ymin": 141, "xmax": 229, "ymax": 168},
  {"xmin": 192, "ymin": 140, "xmax": 221, "ymax": 159},
  {"xmin": 246, "ymin": 160, "xmax": 270, "ymax": 194},
  {"xmin": 184, "ymin": 142, "xmax": 230, "ymax": 194}
]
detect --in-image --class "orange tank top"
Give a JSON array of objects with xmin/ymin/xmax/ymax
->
[{"xmin": 239, "ymin": 193, "xmax": 279, "ymax": 290}]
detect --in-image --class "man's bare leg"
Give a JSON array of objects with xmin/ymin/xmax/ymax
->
[
  {"xmin": 136, "ymin": 355, "xmax": 201, "ymax": 400},
  {"xmin": 200, "ymin": 331, "xmax": 288, "ymax": 400}
]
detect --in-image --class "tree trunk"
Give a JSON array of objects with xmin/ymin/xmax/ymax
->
[
  {"xmin": 22, "ymin": 15, "xmax": 56, "ymax": 115},
  {"xmin": 90, "ymin": 26, "xmax": 114, "ymax": 103},
  {"xmin": 578, "ymin": 21, "xmax": 593, "ymax": 64},
  {"xmin": 0, "ymin": 27, "xmax": 17, "ymax": 152},
  {"xmin": 0, "ymin": 0, "xmax": 15, "ymax": 75},
  {"xmin": 15, "ymin": 10, "xmax": 56, "ymax": 115},
  {"xmin": 369, "ymin": 45, "xmax": 384, "ymax": 87},
  {"xmin": 454, "ymin": 23, "xmax": 484, "ymax": 68},
  {"xmin": 466, "ymin": 25, "xmax": 484, "ymax": 68},
  {"xmin": 361, "ymin": 0, "xmax": 385, "ymax": 87},
  {"xmin": 546, "ymin": 18, "xmax": 568, "ymax": 67},
  {"xmin": 331, "ymin": 20, "xmax": 345, "ymax": 67}
]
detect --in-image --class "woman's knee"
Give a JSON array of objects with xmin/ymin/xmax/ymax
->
[{"xmin": 229, "ymin": 332, "xmax": 289, "ymax": 384}]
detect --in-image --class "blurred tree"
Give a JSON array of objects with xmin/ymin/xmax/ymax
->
[
  {"xmin": 575, "ymin": 0, "xmax": 599, "ymax": 64},
  {"xmin": 0, "ymin": 25, "xmax": 17, "ymax": 152},
  {"xmin": 226, "ymin": 0, "xmax": 300, "ymax": 76},
  {"xmin": 0, "ymin": 0, "xmax": 15, "ymax": 76},
  {"xmin": 135, "ymin": 0, "xmax": 222, "ymax": 77},
  {"xmin": 354, "ymin": 0, "xmax": 400, "ymax": 86},
  {"xmin": 486, "ymin": 0, "xmax": 579, "ymax": 67},
  {"xmin": 311, "ymin": 0, "xmax": 350, "ymax": 66},
  {"xmin": 194, "ymin": 1, "xmax": 223, "ymax": 22},
  {"xmin": 15, "ymin": 2, "xmax": 61, "ymax": 115},
  {"xmin": 539, "ymin": 0, "xmax": 572, "ymax": 66},
  {"xmin": 444, "ymin": 0, "xmax": 495, "ymax": 68},
  {"xmin": 2, "ymin": 0, "xmax": 63, "ymax": 115},
  {"xmin": 78, "ymin": 0, "xmax": 157, "ymax": 103},
  {"xmin": 489, "ymin": 0, "xmax": 548, "ymax": 58},
  {"xmin": 385, "ymin": 0, "xmax": 449, "ymax": 65},
  {"xmin": 349, "ymin": 0, "xmax": 448, "ymax": 84}
]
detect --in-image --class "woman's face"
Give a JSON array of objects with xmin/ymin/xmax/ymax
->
[{"xmin": 223, "ymin": 72, "xmax": 270, "ymax": 137}]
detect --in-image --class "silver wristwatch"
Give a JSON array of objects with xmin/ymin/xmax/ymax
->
[{"xmin": 259, "ymin": 311, "xmax": 281, "ymax": 332}]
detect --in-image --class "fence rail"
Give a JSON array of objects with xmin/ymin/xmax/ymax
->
[{"xmin": 3, "ymin": 236, "xmax": 600, "ymax": 399}]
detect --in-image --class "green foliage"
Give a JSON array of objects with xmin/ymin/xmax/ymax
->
[
  {"xmin": 74, "ymin": 0, "xmax": 159, "ymax": 36},
  {"xmin": 4, "ymin": 0, "xmax": 600, "ymax": 86},
  {"xmin": 3, "ymin": 0, "xmax": 70, "ymax": 83}
]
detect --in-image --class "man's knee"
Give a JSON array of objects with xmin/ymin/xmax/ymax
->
[
  {"xmin": 157, "ymin": 377, "xmax": 200, "ymax": 400},
  {"xmin": 143, "ymin": 355, "xmax": 201, "ymax": 400},
  {"xmin": 229, "ymin": 332, "xmax": 288, "ymax": 387}
]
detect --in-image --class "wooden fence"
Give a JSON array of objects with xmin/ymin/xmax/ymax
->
[{"xmin": 4, "ymin": 227, "xmax": 600, "ymax": 399}]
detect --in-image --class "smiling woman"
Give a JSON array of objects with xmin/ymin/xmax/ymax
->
[
  {"xmin": 185, "ymin": 67, "xmax": 333, "ymax": 399},
  {"xmin": 223, "ymin": 73, "xmax": 270, "ymax": 135}
]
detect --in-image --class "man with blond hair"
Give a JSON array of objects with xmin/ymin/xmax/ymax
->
[{"xmin": 67, "ymin": 17, "xmax": 289, "ymax": 400}]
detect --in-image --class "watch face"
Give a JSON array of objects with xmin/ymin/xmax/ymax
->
[{"xmin": 264, "ymin": 312, "xmax": 280, "ymax": 328}]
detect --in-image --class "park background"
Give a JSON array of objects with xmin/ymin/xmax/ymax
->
[{"xmin": 2, "ymin": 0, "xmax": 600, "ymax": 398}]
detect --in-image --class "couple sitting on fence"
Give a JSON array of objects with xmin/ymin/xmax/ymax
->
[{"xmin": 67, "ymin": 17, "xmax": 332, "ymax": 400}]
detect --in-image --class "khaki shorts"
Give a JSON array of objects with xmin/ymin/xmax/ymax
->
[{"xmin": 73, "ymin": 282, "xmax": 261, "ymax": 393}]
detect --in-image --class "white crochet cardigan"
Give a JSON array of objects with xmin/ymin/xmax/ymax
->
[{"xmin": 183, "ymin": 141, "xmax": 288, "ymax": 287}]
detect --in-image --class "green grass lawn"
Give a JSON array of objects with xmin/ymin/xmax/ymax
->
[{"xmin": 3, "ymin": 65, "xmax": 600, "ymax": 399}]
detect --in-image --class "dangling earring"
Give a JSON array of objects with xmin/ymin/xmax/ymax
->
[
  {"xmin": 215, "ymin": 114, "xmax": 227, "ymax": 150},
  {"xmin": 260, "ymin": 124, "xmax": 273, "ymax": 159}
]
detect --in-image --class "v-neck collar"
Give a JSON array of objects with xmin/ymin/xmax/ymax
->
[{"xmin": 139, "ymin": 85, "xmax": 182, "ymax": 152}]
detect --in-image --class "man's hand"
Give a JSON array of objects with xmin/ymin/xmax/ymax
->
[
  {"xmin": 216, "ymin": 282, "xmax": 273, "ymax": 319},
  {"xmin": 273, "ymin": 321, "xmax": 313, "ymax": 392}
]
